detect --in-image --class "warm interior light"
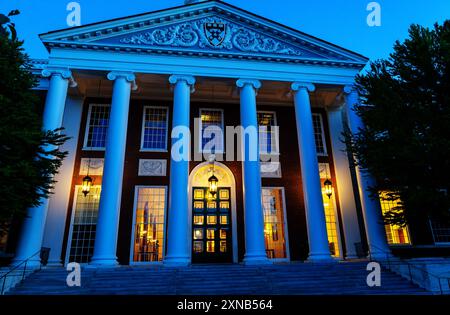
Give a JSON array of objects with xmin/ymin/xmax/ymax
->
[
  {"xmin": 324, "ymin": 178, "xmax": 333, "ymax": 199},
  {"xmin": 208, "ymin": 174, "xmax": 218, "ymax": 197},
  {"xmin": 81, "ymin": 175, "xmax": 93, "ymax": 197}
]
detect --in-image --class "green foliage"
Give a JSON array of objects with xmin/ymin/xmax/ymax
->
[
  {"xmin": 0, "ymin": 12, "xmax": 69, "ymax": 228},
  {"xmin": 348, "ymin": 21, "xmax": 450, "ymax": 226}
]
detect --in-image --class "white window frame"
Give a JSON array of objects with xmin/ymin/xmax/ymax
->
[
  {"xmin": 312, "ymin": 113, "xmax": 328, "ymax": 156},
  {"xmin": 129, "ymin": 185, "xmax": 168, "ymax": 265},
  {"xmin": 140, "ymin": 106, "xmax": 169, "ymax": 152},
  {"xmin": 198, "ymin": 108, "xmax": 225, "ymax": 154},
  {"xmin": 257, "ymin": 110, "xmax": 280, "ymax": 155},
  {"xmin": 82, "ymin": 103, "xmax": 110, "ymax": 151},
  {"xmin": 65, "ymin": 185, "xmax": 102, "ymax": 266},
  {"xmin": 261, "ymin": 186, "xmax": 290, "ymax": 262}
]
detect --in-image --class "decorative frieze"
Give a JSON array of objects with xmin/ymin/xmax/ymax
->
[
  {"xmin": 79, "ymin": 158, "xmax": 104, "ymax": 176},
  {"xmin": 261, "ymin": 161, "xmax": 281, "ymax": 178},
  {"xmin": 138, "ymin": 159, "xmax": 167, "ymax": 177}
]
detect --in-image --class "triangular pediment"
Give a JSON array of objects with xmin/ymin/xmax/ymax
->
[{"xmin": 40, "ymin": 0, "xmax": 367, "ymax": 67}]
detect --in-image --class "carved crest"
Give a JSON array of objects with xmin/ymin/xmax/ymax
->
[{"xmin": 204, "ymin": 22, "xmax": 226, "ymax": 47}]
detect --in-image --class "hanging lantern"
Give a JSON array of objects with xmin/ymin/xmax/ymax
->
[
  {"xmin": 208, "ymin": 174, "xmax": 218, "ymax": 197},
  {"xmin": 82, "ymin": 175, "xmax": 93, "ymax": 197},
  {"xmin": 324, "ymin": 178, "xmax": 333, "ymax": 199}
]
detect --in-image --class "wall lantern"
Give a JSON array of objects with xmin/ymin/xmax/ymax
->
[
  {"xmin": 324, "ymin": 178, "xmax": 333, "ymax": 199},
  {"xmin": 208, "ymin": 174, "xmax": 218, "ymax": 197},
  {"xmin": 82, "ymin": 175, "xmax": 93, "ymax": 197}
]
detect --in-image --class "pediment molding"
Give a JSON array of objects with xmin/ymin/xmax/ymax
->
[{"xmin": 40, "ymin": 1, "xmax": 367, "ymax": 68}]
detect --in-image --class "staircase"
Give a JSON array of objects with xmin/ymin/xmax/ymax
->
[{"xmin": 8, "ymin": 261, "xmax": 429, "ymax": 295}]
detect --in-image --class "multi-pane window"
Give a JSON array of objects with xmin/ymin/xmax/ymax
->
[
  {"xmin": 67, "ymin": 186, "xmax": 101, "ymax": 263},
  {"xmin": 429, "ymin": 219, "xmax": 450, "ymax": 244},
  {"xmin": 262, "ymin": 188, "xmax": 288, "ymax": 259},
  {"xmin": 132, "ymin": 187, "xmax": 167, "ymax": 262},
  {"xmin": 84, "ymin": 104, "xmax": 110, "ymax": 149},
  {"xmin": 258, "ymin": 111, "xmax": 279, "ymax": 154},
  {"xmin": 319, "ymin": 163, "xmax": 340, "ymax": 257},
  {"xmin": 199, "ymin": 109, "xmax": 224, "ymax": 153},
  {"xmin": 312, "ymin": 113, "xmax": 327, "ymax": 156},
  {"xmin": 379, "ymin": 192, "xmax": 411, "ymax": 245},
  {"xmin": 141, "ymin": 106, "xmax": 169, "ymax": 151}
]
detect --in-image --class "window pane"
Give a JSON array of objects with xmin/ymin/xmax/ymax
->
[
  {"xmin": 430, "ymin": 219, "xmax": 450, "ymax": 244},
  {"xmin": 132, "ymin": 187, "xmax": 166, "ymax": 262},
  {"xmin": 200, "ymin": 109, "xmax": 223, "ymax": 152},
  {"xmin": 319, "ymin": 163, "xmax": 340, "ymax": 257},
  {"xmin": 262, "ymin": 188, "xmax": 287, "ymax": 259},
  {"xmin": 258, "ymin": 112, "xmax": 278, "ymax": 154},
  {"xmin": 86, "ymin": 104, "xmax": 110, "ymax": 148},
  {"xmin": 142, "ymin": 107, "xmax": 168, "ymax": 150},
  {"xmin": 312, "ymin": 113, "xmax": 327, "ymax": 155},
  {"xmin": 379, "ymin": 192, "xmax": 411, "ymax": 245},
  {"xmin": 68, "ymin": 186, "xmax": 102, "ymax": 263}
]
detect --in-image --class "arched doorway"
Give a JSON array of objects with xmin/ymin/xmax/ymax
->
[{"xmin": 188, "ymin": 162, "xmax": 238, "ymax": 263}]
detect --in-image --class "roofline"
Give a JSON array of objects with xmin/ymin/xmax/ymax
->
[{"xmin": 39, "ymin": 0, "xmax": 369, "ymax": 62}]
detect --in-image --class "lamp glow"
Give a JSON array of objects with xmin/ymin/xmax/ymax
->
[
  {"xmin": 324, "ymin": 178, "xmax": 333, "ymax": 199},
  {"xmin": 208, "ymin": 174, "xmax": 218, "ymax": 197},
  {"xmin": 82, "ymin": 175, "xmax": 93, "ymax": 197}
]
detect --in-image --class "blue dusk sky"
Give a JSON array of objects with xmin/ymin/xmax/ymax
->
[{"xmin": 0, "ymin": 0, "xmax": 449, "ymax": 63}]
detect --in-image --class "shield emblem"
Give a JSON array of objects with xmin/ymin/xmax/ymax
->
[{"xmin": 204, "ymin": 22, "xmax": 226, "ymax": 47}]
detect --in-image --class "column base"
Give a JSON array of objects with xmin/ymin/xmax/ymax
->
[
  {"xmin": 307, "ymin": 252, "xmax": 335, "ymax": 263},
  {"xmin": 163, "ymin": 256, "xmax": 190, "ymax": 267},
  {"xmin": 89, "ymin": 256, "xmax": 119, "ymax": 267},
  {"xmin": 243, "ymin": 253, "xmax": 272, "ymax": 265}
]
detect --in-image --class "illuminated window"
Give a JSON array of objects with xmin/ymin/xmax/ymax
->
[
  {"xmin": 67, "ymin": 185, "xmax": 102, "ymax": 263},
  {"xmin": 319, "ymin": 163, "xmax": 341, "ymax": 257},
  {"xmin": 262, "ymin": 188, "xmax": 288, "ymax": 259},
  {"xmin": 193, "ymin": 215, "xmax": 204, "ymax": 225},
  {"xmin": 141, "ymin": 106, "xmax": 169, "ymax": 151},
  {"xmin": 430, "ymin": 220, "xmax": 450, "ymax": 244},
  {"xmin": 84, "ymin": 104, "xmax": 110, "ymax": 149},
  {"xmin": 257, "ymin": 111, "xmax": 279, "ymax": 154},
  {"xmin": 379, "ymin": 192, "xmax": 411, "ymax": 245},
  {"xmin": 132, "ymin": 187, "xmax": 166, "ymax": 262},
  {"xmin": 312, "ymin": 113, "xmax": 327, "ymax": 156},
  {"xmin": 199, "ymin": 108, "xmax": 224, "ymax": 153}
]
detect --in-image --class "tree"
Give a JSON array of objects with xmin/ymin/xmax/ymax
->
[
  {"xmin": 348, "ymin": 21, "xmax": 450, "ymax": 226},
  {"xmin": 0, "ymin": 11, "xmax": 69, "ymax": 234}
]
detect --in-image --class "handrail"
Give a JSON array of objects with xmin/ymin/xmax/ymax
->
[
  {"xmin": 0, "ymin": 250, "xmax": 42, "ymax": 295},
  {"xmin": 368, "ymin": 243, "xmax": 450, "ymax": 295}
]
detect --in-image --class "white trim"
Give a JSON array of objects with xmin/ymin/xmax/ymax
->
[
  {"xmin": 129, "ymin": 185, "xmax": 168, "ymax": 265},
  {"xmin": 262, "ymin": 186, "xmax": 290, "ymax": 262},
  {"xmin": 198, "ymin": 108, "xmax": 225, "ymax": 154},
  {"xmin": 64, "ymin": 185, "xmax": 102, "ymax": 266},
  {"xmin": 188, "ymin": 162, "xmax": 238, "ymax": 263},
  {"xmin": 139, "ymin": 105, "xmax": 170, "ymax": 152},
  {"xmin": 312, "ymin": 113, "xmax": 328, "ymax": 156},
  {"xmin": 257, "ymin": 110, "xmax": 280, "ymax": 155},
  {"xmin": 82, "ymin": 103, "xmax": 110, "ymax": 151}
]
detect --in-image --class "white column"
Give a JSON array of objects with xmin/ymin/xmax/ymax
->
[
  {"xmin": 164, "ymin": 75, "xmax": 195, "ymax": 266},
  {"xmin": 42, "ymin": 96, "xmax": 84, "ymax": 266},
  {"xmin": 291, "ymin": 82, "xmax": 333, "ymax": 262},
  {"xmin": 327, "ymin": 106, "xmax": 361, "ymax": 259},
  {"xmin": 236, "ymin": 79, "xmax": 270, "ymax": 265},
  {"xmin": 90, "ymin": 71, "xmax": 136, "ymax": 266},
  {"xmin": 13, "ymin": 68, "xmax": 76, "ymax": 267},
  {"xmin": 343, "ymin": 86, "xmax": 391, "ymax": 259}
]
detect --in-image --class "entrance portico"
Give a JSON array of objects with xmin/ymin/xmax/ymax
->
[{"xmin": 15, "ymin": 0, "xmax": 392, "ymax": 267}]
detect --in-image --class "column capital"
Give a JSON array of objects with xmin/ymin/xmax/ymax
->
[
  {"xmin": 107, "ymin": 71, "xmax": 138, "ymax": 90},
  {"xmin": 236, "ymin": 79, "xmax": 261, "ymax": 90},
  {"xmin": 169, "ymin": 75, "xmax": 196, "ymax": 93},
  {"xmin": 42, "ymin": 67, "xmax": 77, "ymax": 88},
  {"xmin": 291, "ymin": 82, "xmax": 315, "ymax": 93},
  {"xmin": 343, "ymin": 85, "xmax": 357, "ymax": 94}
]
